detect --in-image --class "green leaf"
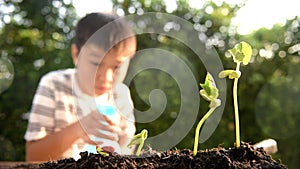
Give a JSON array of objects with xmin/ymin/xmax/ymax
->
[
  {"xmin": 199, "ymin": 89, "xmax": 212, "ymax": 101},
  {"xmin": 127, "ymin": 129, "xmax": 148, "ymax": 148},
  {"xmin": 218, "ymin": 70, "xmax": 241, "ymax": 79},
  {"xmin": 229, "ymin": 41, "xmax": 252, "ymax": 65},
  {"xmin": 199, "ymin": 73, "xmax": 219, "ymax": 101},
  {"xmin": 96, "ymin": 146, "xmax": 109, "ymax": 156}
]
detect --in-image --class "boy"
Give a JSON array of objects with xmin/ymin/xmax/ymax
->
[{"xmin": 24, "ymin": 13, "xmax": 137, "ymax": 161}]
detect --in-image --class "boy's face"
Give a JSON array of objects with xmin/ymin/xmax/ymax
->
[{"xmin": 75, "ymin": 38, "xmax": 136, "ymax": 96}]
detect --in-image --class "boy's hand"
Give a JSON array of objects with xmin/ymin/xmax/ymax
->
[{"xmin": 78, "ymin": 110, "xmax": 121, "ymax": 145}]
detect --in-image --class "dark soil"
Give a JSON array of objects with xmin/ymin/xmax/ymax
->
[{"xmin": 13, "ymin": 142, "xmax": 287, "ymax": 169}]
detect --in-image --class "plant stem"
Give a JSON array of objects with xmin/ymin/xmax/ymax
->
[
  {"xmin": 136, "ymin": 129, "xmax": 148, "ymax": 156},
  {"xmin": 136, "ymin": 141, "xmax": 144, "ymax": 156},
  {"xmin": 233, "ymin": 62, "xmax": 241, "ymax": 147},
  {"xmin": 193, "ymin": 106, "xmax": 217, "ymax": 156}
]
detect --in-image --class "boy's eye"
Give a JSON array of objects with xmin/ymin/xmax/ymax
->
[{"xmin": 89, "ymin": 61, "xmax": 99, "ymax": 67}]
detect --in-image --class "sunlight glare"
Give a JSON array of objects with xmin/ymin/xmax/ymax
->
[{"xmin": 72, "ymin": 0, "xmax": 300, "ymax": 34}]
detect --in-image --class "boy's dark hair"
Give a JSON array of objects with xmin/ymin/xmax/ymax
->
[{"xmin": 73, "ymin": 12, "xmax": 135, "ymax": 52}]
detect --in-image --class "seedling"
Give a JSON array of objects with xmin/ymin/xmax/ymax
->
[
  {"xmin": 96, "ymin": 145, "xmax": 109, "ymax": 157},
  {"xmin": 193, "ymin": 72, "xmax": 221, "ymax": 156},
  {"xmin": 218, "ymin": 41, "xmax": 252, "ymax": 147},
  {"xmin": 127, "ymin": 129, "xmax": 148, "ymax": 156}
]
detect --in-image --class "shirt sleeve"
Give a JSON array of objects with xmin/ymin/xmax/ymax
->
[{"xmin": 24, "ymin": 73, "xmax": 56, "ymax": 141}]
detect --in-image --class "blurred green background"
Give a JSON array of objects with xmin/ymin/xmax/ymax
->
[{"xmin": 0, "ymin": 0, "xmax": 299, "ymax": 168}]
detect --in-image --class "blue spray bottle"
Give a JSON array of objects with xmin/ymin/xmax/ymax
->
[{"xmin": 83, "ymin": 96, "xmax": 121, "ymax": 154}]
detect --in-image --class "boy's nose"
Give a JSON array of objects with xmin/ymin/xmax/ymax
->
[
  {"xmin": 97, "ymin": 68, "xmax": 114, "ymax": 83},
  {"xmin": 105, "ymin": 69, "xmax": 114, "ymax": 82}
]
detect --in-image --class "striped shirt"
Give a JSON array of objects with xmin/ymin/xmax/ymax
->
[{"xmin": 24, "ymin": 68, "xmax": 135, "ymax": 159}]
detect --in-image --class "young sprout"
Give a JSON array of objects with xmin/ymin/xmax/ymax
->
[
  {"xmin": 127, "ymin": 129, "xmax": 148, "ymax": 156},
  {"xmin": 96, "ymin": 145, "xmax": 109, "ymax": 157},
  {"xmin": 193, "ymin": 72, "xmax": 221, "ymax": 156},
  {"xmin": 218, "ymin": 41, "xmax": 252, "ymax": 148}
]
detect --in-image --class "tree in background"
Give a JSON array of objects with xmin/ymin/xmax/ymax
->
[
  {"xmin": 112, "ymin": 1, "xmax": 299, "ymax": 168},
  {"xmin": 112, "ymin": 0, "xmax": 242, "ymax": 150},
  {"xmin": 0, "ymin": 0, "xmax": 77, "ymax": 160},
  {"xmin": 241, "ymin": 17, "xmax": 300, "ymax": 168}
]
